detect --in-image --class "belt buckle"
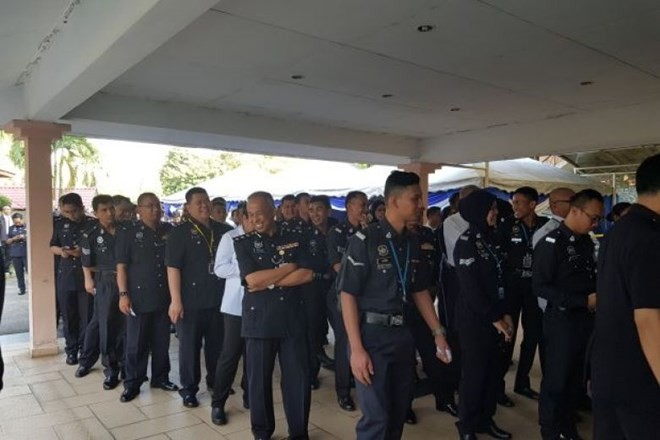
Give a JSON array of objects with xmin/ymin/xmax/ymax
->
[{"xmin": 390, "ymin": 315, "xmax": 404, "ymax": 327}]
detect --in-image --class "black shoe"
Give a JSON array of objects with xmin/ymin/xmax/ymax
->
[
  {"xmin": 318, "ymin": 352, "xmax": 335, "ymax": 370},
  {"xmin": 243, "ymin": 396, "xmax": 250, "ymax": 410},
  {"xmin": 337, "ymin": 396, "xmax": 355, "ymax": 412},
  {"xmin": 211, "ymin": 407, "xmax": 227, "ymax": 425},
  {"xmin": 514, "ymin": 386, "xmax": 540, "ymax": 400},
  {"xmin": 18, "ymin": 291, "xmax": 25, "ymax": 296},
  {"xmin": 75, "ymin": 365, "xmax": 91, "ymax": 378},
  {"xmin": 405, "ymin": 408, "xmax": 417, "ymax": 425},
  {"xmin": 477, "ymin": 422, "xmax": 512, "ymax": 439},
  {"xmin": 182, "ymin": 395, "xmax": 199, "ymax": 408},
  {"xmin": 559, "ymin": 433, "xmax": 584, "ymax": 440},
  {"xmin": 311, "ymin": 377, "xmax": 320, "ymax": 390},
  {"xmin": 66, "ymin": 354, "xmax": 78, "ymax": 365},
  {"xmin": 459, "ymin": 435, "xmax": 478, "ymax": 440},
  {"xmin": 120, "ymin": 388, "xmax": 140, "ymax": 402},
  {"xmin": 103, "ymin": 376, "xmax": 120, "ymax": 390},
  {"xmin": 436, "ymin": 402, "xmax": 459, "ymax": 417},
  {"xmin": 497, "ymin": 394, "xmax": 515, "ymax": 407},
  {"xmin": 151, "ymin": 381, "xmax": 179, "ymax": 392}
]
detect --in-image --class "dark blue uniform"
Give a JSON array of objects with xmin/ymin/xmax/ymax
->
[
  {"xmin": 533, "ymin": 223, "xmax": 595, "ymax": 440},
  {"xmin": 165, "ymin": 219, "xmax": 231, "ymax": 398},
  {"xmin": 50, "ymin": 216, "xmax": 95, "ymax": 357},
  {"xmin": 116, "ymin": 221, "xmax": 174, "ymax": 392},
  {"xmin": 7, "ymin": 224, "xmax": 27, "ymax": 295},
  {"xmin": 80, "ymin": 223, "xmax": 124, "ymax": 380},
  {"xmin": 454, "ymin": 227, "xmax": 509, "ymax": 437},
  {"xmin": 234, "ymin": 225, "xmax": 312, "ymax": 440},
  {"xmin": 338, "ymin": 219, "xmax": 430, "ymax": 440},
  {"xmin": 500, "ymin": 216, "xmax": 548, "ymax": 392}
]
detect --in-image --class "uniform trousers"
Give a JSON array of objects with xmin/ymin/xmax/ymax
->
[
  {"xmin": 593, "ymin": 399, "xmax": 660, "ymax": 440},
  {"xmin": 176, "ymin": 307, "xmax": 223, "ymax": 397},
  {"xmin": 326, "ymin": 291, "xmax": 351, "ymax": 399},
  {"xmin": 78, "ymin": 301, "xmax": 100, "ymax": 369},
  {"xmin": 437, "ymin": 269, "xmax": 462, "ymax": 403},
  {"xmin": 539, "ymin": 308, "xmax": 592, "ymax": 439},
  {"xmin": 124, "ymin": 309, "xmax": 171, "ymax": 390},
  {"xmin": 304, "ymin": 281, "xmax": 329, "ymax": 381},
  {"xmin": 57, "ymin": 274, "xmax": 93, "ymax": 356},
  {"xmin": 211, "ymin": 314, "xmax": 248, "ymax": 409},
  {"xmin": 456, "ymin": 322, "xmax": 504, "ymax": 435},
  {"xmin": 96, "ymin": 272, "xmax": 125, "ymax": 378},
  {"xmin": 504, "ymin": 276, "xmax": 543, "ymax": 391},
  {"xmin": 12, "ymin": 256, "xmax": 26, "ymax": 293},
  {"xmin": 355, "ymin": 324, "xmax": 415, "ymax": 440},
  {"xmin": 246, "ymin": 335, "xmax": 310, "ymax": 440}
]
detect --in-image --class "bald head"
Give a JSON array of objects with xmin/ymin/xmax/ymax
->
[
  {"xmin": 549, "ymin": 187, "xmax": 575, "ymax": 218},
  {"xmin": 459, "ymin": 185, "xmax": 480, "ymax": 200}
]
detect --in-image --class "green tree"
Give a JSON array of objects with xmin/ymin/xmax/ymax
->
[
  {"xmin": 159, "ymin": 149, "xmax": 241, "ymax": 195},
  {"xmin": 9, "ymin": 134, "xmax": 100, "ymax": 199}
]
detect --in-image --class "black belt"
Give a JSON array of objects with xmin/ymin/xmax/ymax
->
[{"xmin": 364, "ymin": 311, "xmax": 405, "ymax": 327}]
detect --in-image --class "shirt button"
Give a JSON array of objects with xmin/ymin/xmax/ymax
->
[
  {"xmin": 250, "ymin": 306, "xmax": 255, "ymax": 310},
  {"xmin": 279, "ymin": 296, "xmax": 284, "ymax": 301},
  {"xmin": 192, "ymin": 282, "xmax": 196, "ymax": 286}
]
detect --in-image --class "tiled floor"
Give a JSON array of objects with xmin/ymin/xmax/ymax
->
[{"xmin": 0, "ymin": 336, "xmax": 593, "ymax": 439}]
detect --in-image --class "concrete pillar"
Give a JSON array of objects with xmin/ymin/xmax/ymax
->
[
  {"xmin": 399, "ymin": 162, "xmax": 441, "ymax": 212},
  {"xmin": 4, "ymin": 120, "xmax": 70, "ymax": 357}
]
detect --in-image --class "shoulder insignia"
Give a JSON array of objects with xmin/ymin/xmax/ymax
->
[
  {"xmin": 233, "ymin": 233, "xmax": 252, "ymax": 242},
  {"xmin": 459, "ymin": 235, "xmax": 469, "ymax": 241},
  {"xmin": 334, "ymin": 227, "xmax": 343, "ymax": 234},
  {"xmin": 347, "ymin": 256, "xmax": 365, "ymax": 267},
  {"xmin": 545, "ymin": 237, "xmax": 556, "ymax": 244},
  {"xmin": 355, "ymin": 231, "xmax": 366, "ymax": 240},
  {"xmin": 459, "ymin": 257, "xmax": 475, "ymax": 266},
  {"xmin": 421, "ymin": 243, "xmax": 435, "ymax": 250}
]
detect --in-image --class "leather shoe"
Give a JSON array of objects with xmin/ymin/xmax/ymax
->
[
  {"xmin": 514, "ymin": 386, "xmax": 540, "ymax": 400},
  {"xmin": 436, "ymin": 401, "xmax": 459, "ymax": 417},
  {"xmin": 318, "ymin": 352, "xmax": 335, "ymax": 370},
  {"xmin": 75, "ymin": 365, "xmax": 91, "ymax": 378},
  {"xmin": 497, "ymin": 394, "xmax": 515, "ymax": 407},
  {"xmin": 559, "ymin": 432, "xmax": 584, "ymax": 440},
  {"xmin": 151, "ymin": 381, "xmax": 179, "ymax": 392},
  {"xmin": 311, "ymin": 377, "xmax": 320, "ymax": 390},
  {"xmin": 477, "ymin": 422, "xmax": 512, "ymax": 439},
  {"xmin": 405, "ymin": 408, "xmax": 417, "ymax": 425},
  {"xmin": 66, "ymin": 354, "xmax": 78, "ymax": 365},
  {"xmin": 459, "ymin": 435, "xmax": 478, "ymax": 440},
  {"xmin": 182, "ymin": 395, "xmax": 199, "ymax": 408},
  {"xmin": 211, "ymin": 407, "xmax": 227, "ymax": 425},
  {"xmin": 103, "ymin": 376, "xmax": 120, "ymax": 390},
  {"xmin": 337, "ymin": 396, "xmax": 355, "ymax": 412},
  {"xmin": 120, "ymin": 388, "xmax": 140, "ymax": 402}
]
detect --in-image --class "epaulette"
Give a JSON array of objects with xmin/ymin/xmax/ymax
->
[
  {"xmin": 233, "ymin": 231, "xmax": 255, "ymax": 242},
  {"xmin": 355, "ymin": 231, "xmax": 366, "ymax": 240}
]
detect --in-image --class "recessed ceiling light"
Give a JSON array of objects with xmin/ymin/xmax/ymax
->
[
  {"xmin": 450, "ymin": 107, "xmax": 461, "ymax": 112},
  {"xmin": 417, "ymin": 25, "xmax": 435, "ymax": 33},
  {"xmin": 291, "ymin": 74, "xmax": 305, "ymax": 80},
  {"xmin": 381, "ymin": 93, "xmax": 393, "ymax": 98},
  {"xmin": 580, "ymin": 80, "xmax": 594, "ymax": 86}
]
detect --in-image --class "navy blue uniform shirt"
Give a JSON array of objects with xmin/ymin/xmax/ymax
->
[{"xmin": 8, "ymin": 224, "xmax": 27, "ymax": 258}]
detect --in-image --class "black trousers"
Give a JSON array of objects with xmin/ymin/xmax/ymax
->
[
  {"xmin": 57, "ymin": 286, "xmax": 93, "ymax": 356},
  {"xmin": 124, "ymin": 309, "xmax": 171, "ymax": 391},
  {"xmin": 176, "ymin": 307, "xmax": 223, "ymax": 396},
  {"xmin": 355, "ymin": 324, "xmax": 415, "ymax": 440},
  {"xmin": 3, "ymin": 246, "xmax": 10, "ymax": 273},
  {"xmin": 326, "ymin": 290, "xmax": 351, "ymax": 398},
  {"xmin": 539, "ymin": 309, "xmax": 593, "ymax": 439},
  {"xmin": 457, "ymin": 323, "xmax": 504, "ymax": 435},
  {"xmin": 593, "ymin": 399, "xmax": 660, "ymax": 440},
  {"xmin": 246, "ymin": 335, "xmax": 310, "ymax": 440},
  {"xmin": 438, "ymin": 269, "xmax": 462, "ymax": 402},
  {"xmin": 212, "ymin": 314, "xmax": 248, "ymax": 409},
  {"xmin": 12, "ymin": 256, "xmax": 26, "ymax": 293},
  {"xmin": 304, "ymin": 281, "xmax": 329, "ymax": 380},
  {"xmin": 503, "ymin": 276, "xmax": 543, "ymax": 391},
  {"xmin": 96, "ymin": 273, "xmax": 125, "ymax": 378},
  {"xmin": 78, "ymin": 304, "xmax": 100, "ymax": 369}
]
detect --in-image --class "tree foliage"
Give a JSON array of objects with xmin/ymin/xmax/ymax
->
[
  {"xmin": 0, "ymin": 195, "xmax": 11, "ymax": 208},
  {"xmin": 159, "ymin": 149, "xmax": 241, "ymax": 195}
]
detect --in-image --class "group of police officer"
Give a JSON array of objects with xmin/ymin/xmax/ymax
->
[{"xmin": 47, "ymin": 157, "xmax": 660, "ymax": 440}]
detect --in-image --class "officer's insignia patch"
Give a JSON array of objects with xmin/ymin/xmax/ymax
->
[
  {"xmin": 254, "ymin": 240, "xmax": 263, "ymax": 249},
  {"xmin": 82, "ymin": 248, "xmax": 90, "ymax": 255},
  {"xmin": 545, "ymin": 237, "xmax": 556, "ymax": 244},
  {"xmin": 377, "ymin": 245, "xmax": 389, "ymax": 256},
  {"xmin": 512, "ymin": 225, "xmax": 520, "ymax": 234},
  {"xmin": 421, "ymin": 243, "xmax": 435, "ymax": 251},
  {"xmin": 277, "ymin": 242, "xmax": 299, "ymax": 251},
  {"xmin": 355, "ymin": 231, "xmax": 366, "ymax": 240},
  {"xmin": 97, "ymin": 236, "xmax": 104, "ymax": 244},
  {"xmin": 309, "ymin": 239, "xmax": 318, "ymax": 253},
  {"xmin": 459, "ymin": 258, "xmax": 475, "ymax": 266},
  {"xmin": 136, "ymin": 232, "xmax": 143, "ymax": 240},
  {"xmin": 475, "ymin": 241, "xmax": 484, "ymax": 250},
  {"xmin": 385, "ymin": 232, "xmax": 392, "ymax": 239},
  {"xmin": 278, "ymin": 250, "xmax": 285, "ymax": 256},
  {"xmin": 64, "ymin": 223, "xmax": 70, "ymax": 229},
  {"xmin": 347, "ymin": 256, "xmax": 365, "ymax": 266},
  {"xmin": 567, "ymin": 246, "xmax": 576, "ymax": 256},
  {"xmin": 334, "ymin": 227, "xmax": 342, "ymax": 234},
  {"xmin": 191, "ymin": 229, "xmax": 199, "ymax": 235}
]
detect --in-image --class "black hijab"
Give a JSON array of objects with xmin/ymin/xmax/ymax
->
[{"xmin": 459, "ymin": 189, "xmax": 496, "ymax": 234}]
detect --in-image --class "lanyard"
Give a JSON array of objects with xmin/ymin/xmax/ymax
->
[
  {"xmin": 481, "ymin": 238, "xmax": 503, "ymax": 279},
  {"xmin": 387, "ymin": 239, "xmax": 410, "ymax": 302},
  {"xmin": 192, "ymin": 221, "xmax": 215, "ymax": 258}
]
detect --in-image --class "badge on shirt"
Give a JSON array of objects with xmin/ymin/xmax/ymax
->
[
  {"xmin": 208, "ymin": 260, "xmax": 215, "ymax": 275},
  {"xmin": 522, "ymin": 252, "xmax": 533, "ymax": 269},
  {"xmin": 376, "ymin": 257, "xmax": 392, "ymax": 270},
  {"xmin": 377, "ymin": 245, "xmax": 389, "ymax": 256},
  {"xmin": 253, "ymin": 240, "xmax": 265, "ymax": 253}
]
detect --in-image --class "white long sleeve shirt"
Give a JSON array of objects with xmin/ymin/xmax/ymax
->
[
  {"xmin": 443, "ymin": 213, "xmax": 470, "ymax": 267},
  {"xmin": 215, "ymin": 225, "xmax": 243, "ymax": 317}
]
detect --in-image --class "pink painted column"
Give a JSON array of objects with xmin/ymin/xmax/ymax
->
[
  {"xmin": 399, "ymin": 162, "xmax": 441, "ymax": 220},
  {"xmin": 4, "ymin": 120, "xmax": 70, "ymax": 357}
]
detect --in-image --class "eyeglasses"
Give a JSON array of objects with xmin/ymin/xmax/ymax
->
[{"xmin": 579, "ymin": 207, "xmax": 603, "ymax": 224}]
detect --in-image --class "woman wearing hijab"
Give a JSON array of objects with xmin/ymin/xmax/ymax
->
[
  {"xmin": 368, "ymin": 199, "xmax": 386, "ymax": 224},
  {"xmin": 454, "ymin": 190, "xmax": 513, "ymax": 440}
]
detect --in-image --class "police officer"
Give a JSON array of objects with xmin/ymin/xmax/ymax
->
[
  {"xmin": 339, "ymin": 171, "xmax": 451, "ymax": 440},
  {"xmin": 7, "ymin": 213, "xmax": 27, "ymax": 295},
  {"xmin": 211, "ymin": 197, "xmax": 229, "ymax": 224},
  {"xmin": 116, "ymin": 192, "xmax": 178, "ymax": 402},
  {"xmin": 326, "ymin": 190, "xmax": 369, "ymax": 412},
  {"xmin": 234, "ymin": 191, "xmax": 313, "ymax": 440},
  {"xmin": 50, "ymin": 192, "xmax": 95, "ymax": 365},
  {"xmin": 500, "ymin": 186, "xmax": 548, "ymax": 401},
  {"xmin": 295, "ymin": 192, "xmax": 312, "ymax": 225},
  {"xmin": 533, "ymin": 189, "xmax": 604, "ymax": 440},
  {"xmin": 454, "ymin": 190, "xmax": 513, "ymax": 440},
  {"xmin": 79, "ymin": 195, "xmax": 124, "ymax": 390},
  {"xmin": 591, "ymin": 154, "xmax": 660, "ymax": 439},
  {"xmin": 279, "ymin": 194, "xmax": 296, "ymax": 222},
  {"xmin": 166, "ymin": 187, "xmax": 232, "ymax": 408}
]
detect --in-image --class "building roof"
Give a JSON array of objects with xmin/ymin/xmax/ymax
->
[{"xmin": 0, "ymin": 186, "xmax": 97, "ymax": 210}]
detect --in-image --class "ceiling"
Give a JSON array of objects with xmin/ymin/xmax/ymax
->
[{"xmin": 3, "ymin": 0, "xmax": 660, "ymax": 165}]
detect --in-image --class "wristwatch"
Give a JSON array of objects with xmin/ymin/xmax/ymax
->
[
  {"xmin": 119, "ymin": 291, "xmax": 129, "ymax": 297},
  {"xmin": 431, "ymin": 326, "xmax": 447, "ymax": 337}
]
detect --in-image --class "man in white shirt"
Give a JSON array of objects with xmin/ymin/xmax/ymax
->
[{"xmin": 443, "ymin": 186, "xmax": 479, "ymax": 267}]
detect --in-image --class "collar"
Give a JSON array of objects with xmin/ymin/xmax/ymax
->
[
  {"xmin": 380, "ymin": 218, "xmax": 408, "ymax": 241},
  {"xmin": 628, "ymin": 203, "xmax": 660, "ymax": 224},
  {"xmin": 558, "ymin": 222, "xmax": 582, "ymax": 242}
]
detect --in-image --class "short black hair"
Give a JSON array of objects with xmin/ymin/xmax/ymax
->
[
  {"xmin": 310, "ymin": 195, "xmax": 331, "ymax": 210},
  {"xmin": 345, "ymin": 191, "xmax": 367, "ymax": 208},
  {"xmin": 11, "ymin": 213, "xmax": 23, "ymax": 220},
  {"xmin": 570, "ymin": 189, "xmax": 604, "ymax": 209},
  {"xmin": 92, "ymin": 194, "xmax": 114, "ymax": 211},
  {"xmin": 384, "ymin": 171, "xmax": 420, "ymax": 199},
  {"xmin": 236, "ymin": 201, "xmax": 247, "ymax": 217},
  {"xmin": 137, "ymin": 192, "xmax": 158, "ymax": 206},
  {"xmin": 248, "ymin": 191, "xmax": 275, "ymax": 207},
  {"xmin": 295, "ymin": 193, "xmax": 311, "ymax": 204},
  {"xmin": 60, "ymin": 192, "xmax": 83, "ymax": 208},
  {"xmin": 185, "ymin": 187, "xmax": 208, "ymax": 204},
  {"xmin": 512, "ymin": 186, "xmax": 539, "ymax": 203},
  {"xmin": 112, "ymin": 195, "xmax": 131, "ymax": 206},
  {"xmin": 426, "ymin": 206, "xmax": 441, "ymax": 217},
  {"xmin": 281, "ymin": 194, "xmax": 295, "ymax": 203},
  {"xmin": 636, "ymin": 153, "xmax": 660, "ymax": 195},
  {"xmin": 606, "ymin": 202, "xmax": 632, "ymax": 222},
  {"xmin": 211, "ymin": 197, "xmax": 226, "ymax": 208}
]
